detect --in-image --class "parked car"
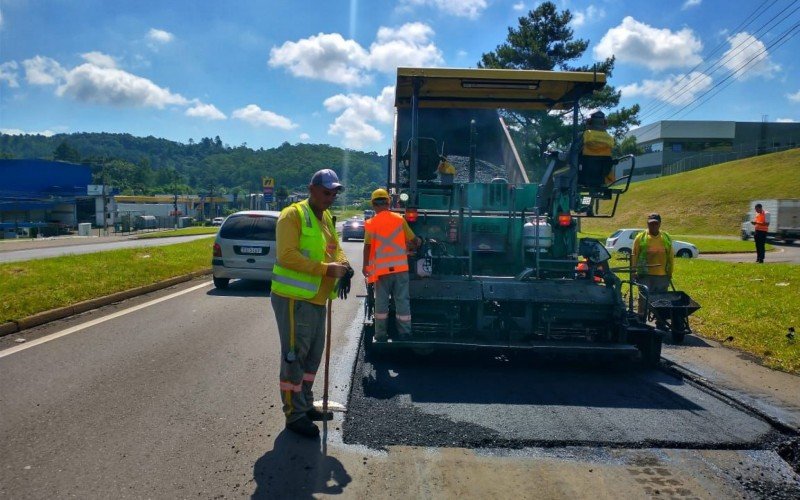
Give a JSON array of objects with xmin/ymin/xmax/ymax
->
[
  {"xmin": 363, "ymin": 209, "xmax": 375, "ymax": 220},
  {"xmin": 211, "ymin": 210, "xmax": 280, "ymax": 289},
  {"xmin": 342, "ymin": 216, "xmax": 365, "ymax": 241},
  {"xmin": 605, "ymin": 229, "xmax": 699, "ymax": 258},
  {"xmin": 211, "ymin": 216, "xmax": 225, "ymax": 226}
]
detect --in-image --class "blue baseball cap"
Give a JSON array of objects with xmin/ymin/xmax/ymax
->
[{"xmin": 310, "ymin": 169, "xmax": 343, "ymax": 191}]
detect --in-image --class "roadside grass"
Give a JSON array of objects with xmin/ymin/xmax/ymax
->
[
  {"xmin": 583, "ymin": 148, "xmax": 800, "ymax": 236},
  {"xmin": 135, "ymin": 227, "xmax": 218, "ymax": 239},
  {"xmin": 0, "ymin": 239, "xmax": 212, "ymax": 323},
  {"xmin": 670, "ymin": 259, "xmax": 799, "ymax": 373}
]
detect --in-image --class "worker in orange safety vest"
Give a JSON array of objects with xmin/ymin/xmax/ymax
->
[
  {"xmin": 752, "ymin": 203, "xmax": 770, "ymax": 263},
  {"xmin": 362, "ymin": 188, "xmax": 421, "ymax": 342}
]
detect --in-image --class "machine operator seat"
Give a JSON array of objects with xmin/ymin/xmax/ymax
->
[{"xmin": 401, "ymin": 137, "xmax": 440, "ymax": 181}]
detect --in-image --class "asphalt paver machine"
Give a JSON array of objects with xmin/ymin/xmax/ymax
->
[{"xmin": 363, "ymin": 67, "xmax": 661, "ymax": 366}]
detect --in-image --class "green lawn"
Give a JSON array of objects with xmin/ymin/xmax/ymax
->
[
  {"xmin": 135, "ymin": 227, "xmax": 218, "ymax": 239},
  {"xmin": 0, "ymin": 239, "xmax": 213, "ymax": 323}
]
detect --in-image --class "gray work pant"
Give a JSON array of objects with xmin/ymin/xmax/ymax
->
[
  {"xmin": 271, "ymin": 294, "xmax": 326, "ymax": 423},
  {"xmin": 637, "ymin": 275, "xmax": 671, "ymax": 318},
  {"xmin": 374, "ymin": 272, "xmax": 412, "ymax": 339}
]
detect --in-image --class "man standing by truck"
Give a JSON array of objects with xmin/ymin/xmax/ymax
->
[
  {"xmin": 752, "ymin": 203, "xmax": 770, "ymax": 263},
  {"xmin": 362, "ymin": 188, "xmax": 421, "ymax": 342},
  {"xmin": 633, "ymin": 213, "xmax": 674, "ymax": 320}
]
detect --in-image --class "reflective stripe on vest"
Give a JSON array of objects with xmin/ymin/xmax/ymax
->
[
  {"xmin": 365, "ymin": 211, "xmax": 409, "ymax": 283},
  {"xmin": 271, "ymin": 200, "xmax": 336, "ymax": 299},
  {"xmin": 583, "ymin": 129, "xmax": 614, "ymax": 156},
  {"xmin": 636, "ymin": 231, "xmax": 672, "ymax": 276}
]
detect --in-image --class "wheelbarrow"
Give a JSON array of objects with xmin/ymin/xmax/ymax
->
[{"xmin": 646, "ymin": 290, "xmax": 700, "ymax": 344}]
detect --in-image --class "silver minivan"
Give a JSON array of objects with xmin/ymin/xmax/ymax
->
[{"xmin": 211, "ymin": 210, "xmax": 280, "ymax": 288}]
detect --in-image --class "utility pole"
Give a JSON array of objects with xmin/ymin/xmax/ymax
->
[{"xmin": 102, "ymin": 163, "xmax": 108, "ymax": 236}]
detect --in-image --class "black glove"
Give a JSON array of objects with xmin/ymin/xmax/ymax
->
[{"xmin": 336, "ymin": 266, "xmax": 354, "ymax": 300}]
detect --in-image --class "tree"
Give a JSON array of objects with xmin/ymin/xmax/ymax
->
[
  {"xmin": 478, "ymin": 2, "xmax": 640, "ymax": 178},
  {"xmin": 53, "ymin": 140, "xmax": 81, "ymax": 162}
]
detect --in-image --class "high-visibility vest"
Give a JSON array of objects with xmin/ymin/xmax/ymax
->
[
  {"xmin": 583, "ymin": 129, "xmax": 614, "ymax": 157},
  {"xmin": 271, "ymin": 200, "xmax": 337, "ymax": 300},
  {"xmin": 754, "ymin": 211, "xmax": 769, "ymax": 232},
  {"xmin": 365, "ymin": 211, "xmax": 409, "ymax": 284},
  {"xmin": 634, "ymin": 231, "xmax": 673, "ymax": 276}
]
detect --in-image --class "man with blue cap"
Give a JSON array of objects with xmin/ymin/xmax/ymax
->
[{"xmin": 270, "ymin": 168, "xmax": 353, "ymax": 437}]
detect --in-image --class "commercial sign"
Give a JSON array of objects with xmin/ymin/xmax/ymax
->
[{"xmin": 87, "ymin": 184, "xmax": 105, "ymax": 196}]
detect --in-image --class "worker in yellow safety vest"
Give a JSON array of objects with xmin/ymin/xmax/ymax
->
[
  {"xmin": 437, "ymin": 155, "xmax": 456, "ymax": 185},
  {"xmin": 632, "ymin": 213, "xmax": 674, "ymax": 321},
  {"xmin": 270, "ymin": 168, "xmax": 352, "ymax": 438},
  {"xmin": 578, "ymin": 110, "xmax": 616, "ymax": 186},
  {"xmin": 362, "ymin": 188, "xmax": 421, "ymax": 342}
]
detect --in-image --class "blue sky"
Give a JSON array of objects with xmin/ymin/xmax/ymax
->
[{"xmin": 1, "ymin": 0, "xmax": 799, "ymax": 153}]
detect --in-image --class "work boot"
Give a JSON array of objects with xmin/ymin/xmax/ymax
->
[
  {"xmin": 374, "ymin": 333, "xmax": 388, "ymax": 342},
  {"xmin": 285, "ymin": 416, "xmax": 319, "ymax": 438},
  {"xmin": 307, "ymin": 408, "xmax": 334, "ymax": 421}
]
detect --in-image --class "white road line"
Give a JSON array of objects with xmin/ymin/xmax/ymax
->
[{"xmin": 0, "ymin": 282, "xmax": 212, "ymax": 359}]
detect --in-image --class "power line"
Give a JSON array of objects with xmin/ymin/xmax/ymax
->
[{"xmin": 639, "ymin": 0, "xmax": 800, "ymax": 122}]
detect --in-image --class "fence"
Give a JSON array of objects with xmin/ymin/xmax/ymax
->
[{"xmin": 662, "ymin": 143, "xmax": 799, "ymax": 177}]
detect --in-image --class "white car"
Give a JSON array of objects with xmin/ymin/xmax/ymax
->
[
  {"xmin": 605, "ymin": 229, "xmax": 699, "ymax": 258},
  {"xmin": 211, "ymin": 210, "xmax": 280, "ymax": 288},
  {"xmin": 211, "ymin": 216, "xmax": 225, "ymax": 226}
]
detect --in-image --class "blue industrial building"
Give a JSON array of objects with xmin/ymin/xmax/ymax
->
[{"xmin": 0, "ymin": 159, "xmax": 94, "ymax": 238}]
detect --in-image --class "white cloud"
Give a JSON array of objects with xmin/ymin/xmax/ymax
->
[
  {"xmin": 269, "ymin": 24, "xmax": 443, "ymax": 86},
  {"xmin": 1, "ymin": 128, "xmax": 57, "ymax": 137},
  {"xmin": 324, "ymin": 86, "xmax": 395, "ymax": 148},
  {"xmin": 512, "ymin": 2, "xmax": 526, "ymax": 12},
  {"xmin": 57, "ymin": 63, "xmax": 188, "ymax": 108},
  {"xmin": 232, "ymin": 104, "xmax": 297, "ymax": 129},
  {"xmin": 682, "ymin": 0, "xmax": 702, "ymax": 10},
  {"xmin": 299, "ymin": 133, "xmax": 310, "ymax": 141},
  {"xmin": 788, "ymin": 90, "xmax": 800, "ymax": 103},
  {"xmin": 620, "ymin": 71, "xmax": 713, "ymax": 105},
  {"xmin": 81, "ymin": 51, "xmax": 116, "ymax": 69},
  {"xmin": 400, "ymin": 0, "xmax": 487, "ymax": 19},
  {"xmin": 269, "ymin": 32, "xmax": 371, "ymax": 86},
  {"xmin": 721, "ymin": 32, "xmax": 779, "ymax": 81},
  {"xmin": 572, "ymin": 5, "xmax": 605, "ymax": 29},
  {"xmin": 185, "ymin": 102, "xmax": 226, "ymax": 120},
  {"xmin": 776, "ymin": 118, "xmax": 796, "ymax": 123},
  {"xmin": 147, "ymin": 28, "xmax": 174, "ymax": 44},
  {"xmin": 0, "ymin": 60, "xmax": 19, "ymax": 87},
  {"xmin": 23, "ymin": 56, "xmax": 67, "ymax": 85},
  {"xmin": 594, "ymin": 16, "xmax": 703, "ymax": 71},
  {"xmin": 368, "ymin": 23, "xmax": 444, "ymax": 73}
]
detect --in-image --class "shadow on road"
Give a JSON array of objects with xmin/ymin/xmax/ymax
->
[
  {"xmin": 360, "ymin": 350, "xmax": 702, "ymax": 410},
  {"xmin": 206, "ymin": 279, "xmax": 272, "ymax": 297},
  {"xmin": 251, "ymin": 430, "xmax": 351, "ymax": 499}
]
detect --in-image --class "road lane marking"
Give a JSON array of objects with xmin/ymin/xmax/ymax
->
[{"xmin": 0, "ymin": 282, "xmax": 212, "ymax": 359}]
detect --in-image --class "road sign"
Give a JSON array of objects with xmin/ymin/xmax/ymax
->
[{"xmin": 262, "ymin": 177, "xmax": 275, "ymax": 202}]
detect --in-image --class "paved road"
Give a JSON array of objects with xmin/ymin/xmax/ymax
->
[
  {"xmin": 0, "ymin": 234, "xmax": 214, "ymax": 263},
  {"xmin": 699, "ymin": 241, "xmax": 800, "ymax": 264},
  {"xmin": 1, "ymin": 241, "xmax": 798, "ymax": 498}
]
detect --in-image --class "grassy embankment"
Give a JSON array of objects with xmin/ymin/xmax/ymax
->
[{"xmin": 582, "ymin": 148, "xmax": 800, "ymax": 235}]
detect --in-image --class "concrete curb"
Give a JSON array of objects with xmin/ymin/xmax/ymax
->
[{"xmin": 1, "ymin": 269, "xmax": 211, "ymax": 337}]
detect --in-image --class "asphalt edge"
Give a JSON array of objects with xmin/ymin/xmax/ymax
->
[
  {"xmin": 659, "ymin": 358, "xmax": 800, "ymax": 435},
  {"xmin": 0, "ymin": 269, "xmax": 212, "ymax": 337}
]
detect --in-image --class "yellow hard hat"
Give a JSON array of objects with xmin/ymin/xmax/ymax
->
[{"xmin": 371, "ymin": 188, "xmax": 390, "ymax": 202}]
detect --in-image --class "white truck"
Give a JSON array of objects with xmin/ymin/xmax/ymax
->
[{"xmin": 741, "ymin": 199, "xmax": 800, "ymax": 243}]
